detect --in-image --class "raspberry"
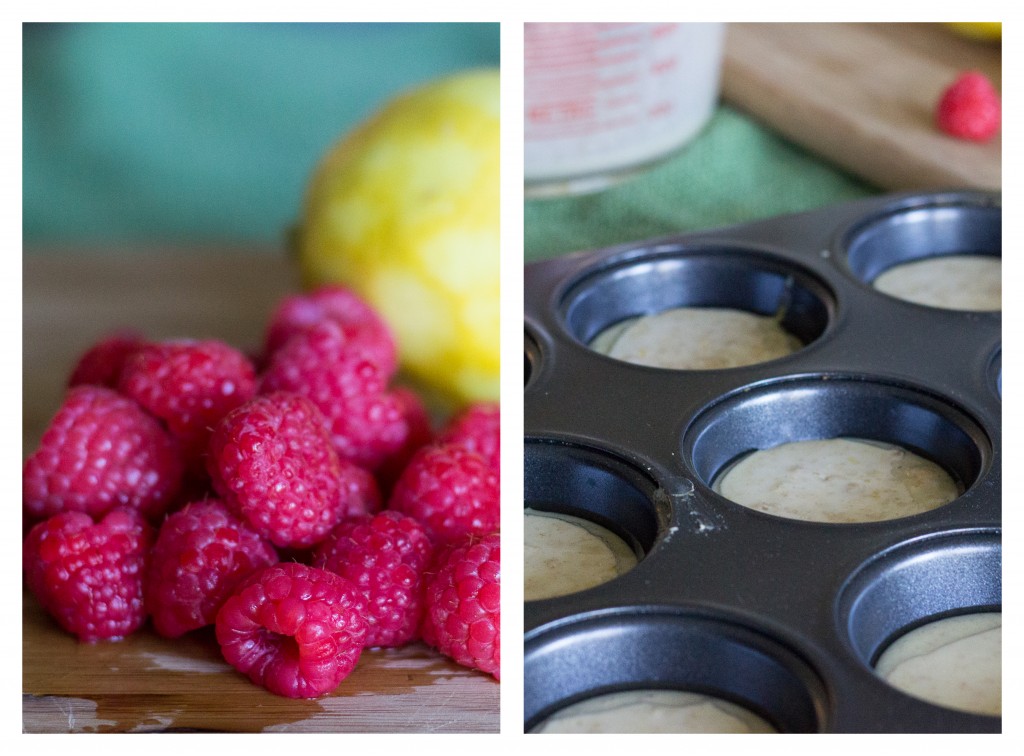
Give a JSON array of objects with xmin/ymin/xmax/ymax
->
[
  {"xmin": 259, "ymin": 320, "xmax": 410, "ymax": 470},
  {"xmin": 387, "ymin": 442, "xmax": 500, "ymax": 544},
  {"xmin": 436, "ymin": 402, "xmax": 499, "ymax": 471},
  {"xmin": 375, "ymin": 386, "xmax": 435, "ymax": 496},
  {"xmin": 338, "ymin": 463, "xmax": 383, "ymax": 520},
  {"xmin": 313, "ymin": 511, "xmax": 434, "ymax": 648},
  {"xmin": 936, "ymin": 71, "xmax": 1001, "ymax": 142},
  {"xmin": 23, "ymin": 385, "xmax": 184, "ymax": 523},
  {"xmin": 421, "ymin": 532, "xmax": 500, "ymax": 679},
  {"xmin": 144, "ymin": 500, "xmax": 279, "ymax": 638},
  {"xmin": 264, "ymin": 284, "xmax": 398, "ymax": 378},
  {"xmin": 23, "ymin": 508, "xmax": 154, "ymax": 642},
  {"xmin": 118, "ymin": 339, "xmax": 257, "ymax": 474},
  {"xmin": 68, "ymin": 330, "xmax": 147, "ymax": 388},
  {"xmin": 206, "ymin": 392, "xmax": 348, "ymax": 549},
  {"xmin": 215, "ymin": 562, "xmax": 368, "ymax": 698}
]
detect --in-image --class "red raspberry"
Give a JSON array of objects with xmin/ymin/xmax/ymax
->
[
  {"xmin": 387, "ymin": 442, "xmax": 500, "ymax": 545},
  {"xmin": 264, "ymin": 284, "xmax": 397, "ymax": 378},
  {"xmin": 313, "ymin": 511, "xmax": 434, "ymax": 648},
  {"xmin": 206, "ymin": 392, "xmax": 348, "ymax": 549},
  {"xmin": 338, "ymin": 463, "xmax": 383, "ymax": 520},
  {"xmin": 144, "ymin": 500, "xmax": 279, "ymax": 638},
  {"xmin": 259, "ymin": 321, "xmax": 410, "ymax": 470},
  {"xmin": 421, "ymin": 532, "xmax": 500, "ymax": 679},
  {"xmin": 215, "ymin": 562, "xmax": 368, "ymax": 698},
  {"xmin": 23, "ymin": 508, "xmax": 154, "ymax": 642},
  {"xmin": 68, "ymin": 330, "xmax": 147, "ymax": 388},
  {"xmin": 118, "ymin": 339, "xmax": 257, "ymax": 473},
  {"xmin": 375, "ymin": 386, "xmax": 435, "ymax": 496},
  {"xmin": 936, "ymin": 71, "xmax": 1001, "ymax": 142},
  {"xmin": 436, "ymin": 402, "xmax": 499, "ymax": 471},
  {"xmin": 23, "ymin": 386, "xmax": 184, "ymax": 523}
]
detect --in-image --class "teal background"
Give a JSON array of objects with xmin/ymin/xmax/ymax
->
[{"xmin": 23, "ymin": 22, "xmax": 501, "ymax": 246}]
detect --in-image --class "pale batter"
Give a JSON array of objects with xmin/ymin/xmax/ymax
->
[
  {"xmin": 525, "ymin": 508, "xmax": 638, "ymax": 601},
  {"xmin": 590, "ymin": 306, "xmax": 802, "ymax": 370},
  {"xmin": 714, "ymin": 437, "xmax": 960, "ymax": 523},
  {"xmin": 875, "ymin": 612, "xmax": 1001, "ymax": 717},
  {"xmin": 872, "ymin": 255, "xmax": 1001, "ymax": 311},
  {"xmin": 531, "ymin": 689, "xmax": 776, "ymax": 733}
]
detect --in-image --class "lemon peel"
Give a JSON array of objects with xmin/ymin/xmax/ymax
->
[{"xmin": 297, "ymin": 69, "xmax": 499, "ymax": 406}]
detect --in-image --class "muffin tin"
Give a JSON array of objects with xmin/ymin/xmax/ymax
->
[{"xmin": 523, "ymin": 190, "xmax": 1001, "ymax": 733}]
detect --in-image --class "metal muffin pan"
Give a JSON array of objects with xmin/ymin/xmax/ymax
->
[{"xmin": 524, "ymin": 190, "xmax": 1001, "ymax": 733}]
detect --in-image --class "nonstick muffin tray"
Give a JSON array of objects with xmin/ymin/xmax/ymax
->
[{"xmin": 523, "ymin": 190, "xmax": 1001, "ymax": 734}]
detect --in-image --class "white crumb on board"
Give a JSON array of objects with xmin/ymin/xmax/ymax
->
[
  {"xmin": 23, "ymin": 696, "xmax": 117, "ymax": 733},
  {"xmin": 137, "ymin": 650, "xmax": 232, "ymax": 674}
]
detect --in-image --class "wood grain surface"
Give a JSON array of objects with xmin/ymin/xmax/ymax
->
[
  {"xmin": 22, "ymin": 249, "xmax": 500, "ymax": 733},
  {"xmin": 722, "ymin": 22, "xmax": 1001, "ymax": 191}
]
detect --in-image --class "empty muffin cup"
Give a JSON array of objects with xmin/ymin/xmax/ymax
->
[
  {"xmin": 560, "ymin": 247, "xmax": 833, "ymax": 369},
  {"xmin": 684, "ymin": 376, "xmax": 990, "ymax": 523},
  {"xmin": 524, "ymin": 440, "xmax": 660, "ymax": 601},
  {"xmin": 842, "ymin": 197, "xmax": 1001, "ymax": 311},
  {"xmin": 838, "ymin": 530, "xmax": 1001, "ymax": 717}
]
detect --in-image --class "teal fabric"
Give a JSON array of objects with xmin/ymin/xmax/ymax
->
[
  {"xmin": 525, "ymin": 105, "xmax": 878, "ymax": 262},
  {"xmin": 23, "ymin": 22, "xmax": 500, "ymax": 246}
]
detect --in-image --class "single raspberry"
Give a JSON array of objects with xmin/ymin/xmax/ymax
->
[
  {"xmin": 421, "ymin": 532, "xmax": 500, "ymax": 679},
  {"xmin": 259, "ymin": 320, "xmax": 410, "ymax": 470},
  {"xmin": 23, "ymin": 385, "xmax": 184, "ymax": 523},
  {"xmin": 206, "ymin": 392, "xmax": 347, "ymax": 549},
  {"xmin": 118, "ymin": 339, "xmax": 257, "ymax": 474},
  {"xmin": 23, "ymin": 508, "xmax": 154, "ymax": 642},
  {"xmin": 436, "ymin": 402, "xmax": 499, "ymax": 471},
  {"xmin": 387, "ymin": 442, "xmax": 500, "ymax": 545},
  {"xmin": 375, "ymin": 386, "xmax": 435, "ymax": 496},
  {"xmin": 936, "ymin": 71, "xmax": 1001, "ymax": 142},
  {"xmin": 263, "ymin": 284, "xmax": 398, "ymax": 378},
  {"xmin": 313, "ymin": 511, "xmax": 434, "ymax": 648},
  {"xmin": 68, "ymin": 330, "xmax": 147, "ymax": 388},
  {"xmin": 338, "ymin": 462, "xmax": 383, "ymax": 520},
  {"xmin": 215, "ymin": 562, "xmax": 368, "ymax": 698},
  {"xmin": 144, "ymin": 499, "xmax": 279, "ymax": 638}
]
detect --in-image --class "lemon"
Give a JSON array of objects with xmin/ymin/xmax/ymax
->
[
  {"xmin": 296, "ymin": 69, "xmax": 500, "ymax": 406},
  {"xmin": 945, "ymin": 23, "xmax": 1002, "ymax": 42}
]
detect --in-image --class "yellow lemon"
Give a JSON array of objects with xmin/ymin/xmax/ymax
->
[
  {"xmin": 297, "ymin": 69, "xmax": 499, "ymax": 406},
  {"xmin": 945, "ymin": 23, "xmax": 1002, "ymax": 42}
]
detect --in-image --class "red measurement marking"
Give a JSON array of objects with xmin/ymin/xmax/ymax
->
[{"xmin": 651, "ymin": 57, "xmax": 678, "ymax": 75}]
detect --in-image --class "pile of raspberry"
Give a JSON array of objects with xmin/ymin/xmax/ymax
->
[{"xmin": 23, "ymin": 284, "xmax": 500, "ymax": 699}]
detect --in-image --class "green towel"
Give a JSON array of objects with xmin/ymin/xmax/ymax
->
[
  {"xmin": 23, "ymin": 22, "xmax": 499, "ymax": 247},
  {"xmin": 525, "ymin": 105, "xmax": 877, "ymax": 262}
]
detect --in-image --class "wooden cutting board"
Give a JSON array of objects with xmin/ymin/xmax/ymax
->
[
  {"xmin": 22, "ymin": 249, "xmax": 500, "ymax": 733},
  {"xmin": 721, "ymin": 22, "xmax": 1001, "ymax": 191}
]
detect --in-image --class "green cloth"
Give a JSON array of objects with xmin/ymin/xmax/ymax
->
[
  {"xmin": 525, "ymin": 105, "xmax": 877, "ymax": 262},
  {"xmin": 23, "ymin": 22, "xmax": 499, "ymax": 247}
]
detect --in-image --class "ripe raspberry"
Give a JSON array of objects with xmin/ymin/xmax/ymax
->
[
  {"xmin": 421, "ymin": 532, "xmax": 500, "ymax": 679},
  {"xmin": 23, "ymin": 385, "xmax": 184, "ymax": 523},
  {"xmin": 215, "ymin": 562, "xmax": 368, "ymax": 698},
  {"xmin": 68, "ymin": 330, "xmax": 147, "ymax": 388},
  {"xmin": 118, "ymin": 339, "xmax": 257, "ymax": 473},
  {"xmin": 23, "ymin": 508, "xmax": 154, "ymax": 642},
  {"xmin": 936, "ymin": 71, "xmax": 1001, "ymax": 142},
  {"xmin": 387, "ymin": 442, "xmax": 500, "ymax": 544},
  {"xmin": 206, "ymin": 392, "xmax": 347, "ymax": 549},
  {"xmin": 313, "ymin": 511, "xmax": 434, "ymax": 648},
  {"xmin": 144, "ymin": 500, "xmax": 279, "ymax": 638},
  {"xmin": 338, "ymin": 463, "xmax": 383, "ymax": 520},
  {"xmin": 259, "ymin": 320, "xmax": 410, "ymax": 470},
  {"xmin": 264, "ymin": 284, "xmax": 398, "ymax": 378},
  {"xmin": 436, "ymin": 402, "xmax": 499, "ymax": 471},
  {"xmin": 375, "ymin": 386, "xmax": 435, "ymax": 496}
]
